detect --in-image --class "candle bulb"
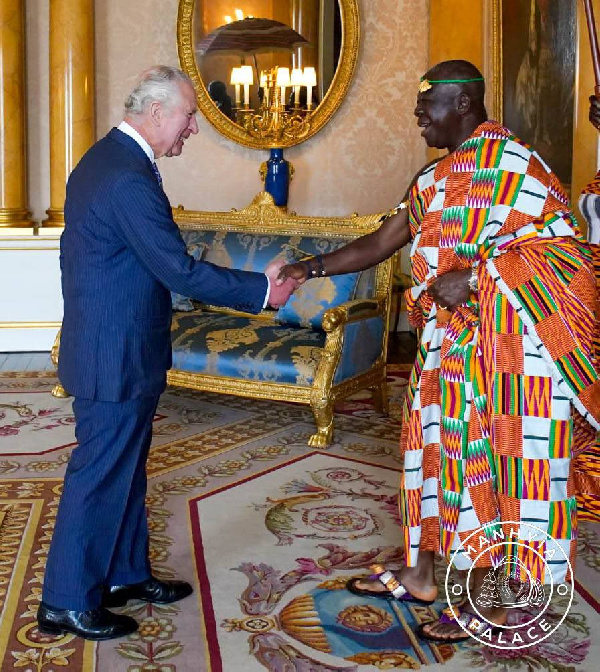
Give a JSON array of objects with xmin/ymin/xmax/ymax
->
[
  {"xmin": 276, "ymin": 67, "xmax": 290, "ymax": 108},
  {"xmin": 239, "ymin": 65, "xmax": 254, "ymax": 108},
  {"xmin": 291, "ymin": 68, "xmax": 303, "ymax": 107},
  {"xmin": 303, "ymin": 67, "xmax": 317, "ymax": 109},
  {"xmin": 230, "ymin": 67, "xmax": 242, "ymax": 107}
]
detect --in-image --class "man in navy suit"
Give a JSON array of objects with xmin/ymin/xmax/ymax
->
[{"xmin": 38, "ymin": 66, "xmax": 297, "ymax": 641}]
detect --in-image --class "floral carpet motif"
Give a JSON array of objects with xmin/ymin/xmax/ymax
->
[{"xmin": 0, "ymin": 368, "xmax": 598, "ymax": 671}]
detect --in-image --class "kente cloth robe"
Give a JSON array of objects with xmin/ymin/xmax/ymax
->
[
  {"xmin": 401, "ymin": 121, "xmax": 600, "ymax": 583},
  {"xmin": 575, "ymin": 173, "xmax": 600, "ymax": 522}
]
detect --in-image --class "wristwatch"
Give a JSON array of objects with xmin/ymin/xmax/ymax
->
[{"xmin": 378, "ymin": 200, "xmax": 408, "ymax": 224}]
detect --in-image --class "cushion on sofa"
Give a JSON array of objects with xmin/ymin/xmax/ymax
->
[
  {"xmin": 179, "ymin": 229, "xmax": 356, "ymax": 275},
  {"xmin": 333, "ymin": 316, "xmax": 385, "ymax": 384},
  {"xmin": 354, "ymin": 266, "xmax": 377, "ymax": 299},
  {"xmin": 176, "ymin": 230, "xmax": 377, "ymax": 323},
  {"xmin": 171, "ymin": 311, "xmax": 326, "ymax": 385},
  {"xmin": 276, "ymin": 272, "xmax": 360, "ymax": 329},
  {"xmin": 171, "ymin": 242, "xmax": 208, "ymax": 311}
]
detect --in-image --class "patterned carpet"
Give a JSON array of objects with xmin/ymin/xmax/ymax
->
[{"xmin": 0, "ymin": 368, "xmax": 599, "ymax": 671}]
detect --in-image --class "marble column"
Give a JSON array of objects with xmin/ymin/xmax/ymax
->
[
  {"xmin": 0, "ymin": 0, "xmax": 35, "ymax": 228},
  {"xmin": 43, "ymin": 0, "xmax": 95, "ymax": 227}
]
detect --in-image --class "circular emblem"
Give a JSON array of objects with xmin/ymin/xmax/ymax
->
[
  {"xmin": 310, "ymin": 467, "xmax": 365, "ymax": 487},
  {"xmin": 243, "ymin": 618, "xmax": 274, "ymax": 633},
  {"xmin": 303, "ymin": 505, "xmax": 372, "ymax": 533},
  {"xmin": 445, "ymin": 521, "xmax": 573, "ymax": 650},
  {"xmin": 345, "ymin": 651, "xmax": 420, "ymax": 669},
  {"xmin": 337, "ymin": 605, "xmax": 393, "ymax": 633},
  {"xmin": 18, "ymin": 621, "xmax": 75, "ymax": 648},
  {"xmin": 222, "ymin": 617, "xmax": 276, "ymax": 633}
]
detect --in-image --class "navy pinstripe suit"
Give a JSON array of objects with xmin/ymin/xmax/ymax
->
[{"xmin": 43, "ymin": 128, "xmax": 267, "ymax": 610}]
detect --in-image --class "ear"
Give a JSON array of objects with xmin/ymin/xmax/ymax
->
[
  {"xmin": 149, "ymin": 100, "xmax": 162, "ymax": 126},
  {"xmin": 457, "ymin": 92, "xmax": 471, "ymax": 116}
]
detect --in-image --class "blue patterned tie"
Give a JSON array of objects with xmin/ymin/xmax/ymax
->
[{"xmin": 151, "ymin": 162, "xmax": 163, "ymax": 188}]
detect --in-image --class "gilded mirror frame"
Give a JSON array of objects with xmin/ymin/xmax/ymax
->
[{"xmin": 177, "ymin": 0, "xmax": 360, "ymax": 150}]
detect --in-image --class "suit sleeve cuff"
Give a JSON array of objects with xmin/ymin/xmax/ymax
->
[{"xmin": 263, "ymin": 274, "xmax": 271, "ymax": 309}]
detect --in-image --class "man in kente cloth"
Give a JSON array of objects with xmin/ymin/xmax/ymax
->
[{"xmin": 276, "ymin": 60, "xmax": 600, "ymax": 643}]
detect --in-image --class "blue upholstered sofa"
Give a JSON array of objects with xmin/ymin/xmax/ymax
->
[
  {"xmin": 168, "ymin": 192, "xmax": 395, "ymax": 447},
  {"xmin": 51, "ymin": 193, "xmax": 395, "ymax": 447}
]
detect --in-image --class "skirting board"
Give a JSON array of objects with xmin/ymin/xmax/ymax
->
[
  {"xmin": 0, "ymin": 325, "xmax": 61, "ymax": 352},
  {"xmin": 0, "ymin": 236, "xmax": 63, "ymax": 352}
]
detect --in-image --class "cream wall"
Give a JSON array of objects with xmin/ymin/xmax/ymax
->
[{"xmin": 25, "ymin": 0, "xmax": 428, "ymax": 222}]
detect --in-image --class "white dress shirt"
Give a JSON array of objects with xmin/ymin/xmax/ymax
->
[{"xmin": 118, "ymin": 121, "xmax": 155, "ymax": 162}]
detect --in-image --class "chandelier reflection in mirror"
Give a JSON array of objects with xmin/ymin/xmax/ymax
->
[
  {"xmin": 229, "ymin": 64, "xmax": 317, "ymax": 143},
  {"xmin": 178, "ymin": 0, "xmax": 359, "ymax": 205}
]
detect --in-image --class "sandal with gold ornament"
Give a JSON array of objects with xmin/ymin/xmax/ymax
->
[
  {"xmin": 346, "ymin": 564, "xmax": 436, "ymax": 605},
  {"xmin": 416, "ymin": 605, "xmax": 503, "ymax": 643}
]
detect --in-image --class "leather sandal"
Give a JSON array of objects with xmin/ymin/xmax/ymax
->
[
  {"xmin": 346, "ymin": 564, "xmax": 436, "ymax": 605},
  {"xmin": 416, "ymin": 605, "xmax": 503, "ymax": 643}
]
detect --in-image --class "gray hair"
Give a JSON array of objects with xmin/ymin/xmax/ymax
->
[{"xmin": 124, "ymin": 66, "xmax": 194, "ymax": 116}]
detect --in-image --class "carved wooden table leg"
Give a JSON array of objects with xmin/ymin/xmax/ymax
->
[{"xmin": 372, "ymin": 379, "xmax": 389, "ymax": 416}]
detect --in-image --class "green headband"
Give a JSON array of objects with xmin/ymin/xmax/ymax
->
[{"xmin": 419, "ymin": 77, "xmax": 484, "ymax": 92}]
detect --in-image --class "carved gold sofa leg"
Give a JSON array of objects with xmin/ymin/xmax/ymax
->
[
  {"xmin": 308, "ymin": 400, "xmax": 334, "ymax": 448},
  {"xmin": 371, "ymin": 379, "xmax": 389, "ymax": 416},
  {"xmin": 50, "ymin": 329, "xmax": 71, "ymax": 398},
  {"xmin": 51, "ymin": 383, "xmax": 71, "ymax": 398}
]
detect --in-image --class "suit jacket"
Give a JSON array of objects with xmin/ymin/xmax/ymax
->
[{"xmin": 58, "ymin": 128, "xmax": 268, "ymax": 401}]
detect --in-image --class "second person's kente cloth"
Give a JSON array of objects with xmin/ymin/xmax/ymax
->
[
  {"xmin": 575, "ymin": 174, "xmax": 600, "ymax": 522},
  {"xmin": 402, "ymin": 121, "xmax": 600, "ymax": 583}
]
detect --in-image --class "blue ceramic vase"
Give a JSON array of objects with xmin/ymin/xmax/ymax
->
[{"xmin": 264, "ymin": 148, "xmax": 290, "ymax": 206}]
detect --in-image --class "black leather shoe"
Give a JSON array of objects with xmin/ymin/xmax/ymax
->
[
  {"xmin": 102, "ymin": 577, "xmax": 193, "ymax": 608},
  {"xmin": 37, "ymin": 602, "xmax": 138, "ymax": 641}
]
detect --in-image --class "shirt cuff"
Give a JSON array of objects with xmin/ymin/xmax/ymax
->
[{"xmin": 263, "ymin": 274, "xmax": 271, "ymax": 309}]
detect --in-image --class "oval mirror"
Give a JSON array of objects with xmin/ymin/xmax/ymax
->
[{"xmin": 177, "ymin": 0, "xmax": 359, "ymax": 149}]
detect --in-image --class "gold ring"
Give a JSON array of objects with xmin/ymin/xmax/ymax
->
[{"xmin": 438, "ymin": 305, "xmax": 448, "ymax": 311}]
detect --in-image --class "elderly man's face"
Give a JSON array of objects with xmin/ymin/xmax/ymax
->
[
  {"xmin": 161, "ymin": 82, "xmax": 199, "ymax": 158},
  {"xmin": 414, "ymin": 86, "xmax": 461, "ymax": 150}
]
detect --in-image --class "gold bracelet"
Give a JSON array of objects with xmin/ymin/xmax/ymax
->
[{"xmin": 379, "ymin": 200, "xmax": 409, "ymax": 223}]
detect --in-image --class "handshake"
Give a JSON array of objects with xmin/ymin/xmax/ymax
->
[{"xmin": 264, "ymin": 257, "xmax": 311, "ymax": 308}]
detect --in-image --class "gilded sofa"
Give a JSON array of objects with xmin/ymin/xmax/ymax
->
[
  {"xmin": 169, "ymin": 193, "xmax": 395, "ymax": 446},
  {"xmin": 52, "ymin": 192, "xmax": 395, "ymax": 447}
]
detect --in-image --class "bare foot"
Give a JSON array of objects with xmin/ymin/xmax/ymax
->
[
  {"xmin": 420, "ymin": 605, "xmax": 507, "ymax": 642},
  {"xmin": 352, "ymin": 566, "xmax": 438, "ymax": 602}
]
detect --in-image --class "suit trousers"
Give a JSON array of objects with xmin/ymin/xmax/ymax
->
[{"xmin": 42, "ymin": 395, "xmax": 159, "ymax": 610}]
